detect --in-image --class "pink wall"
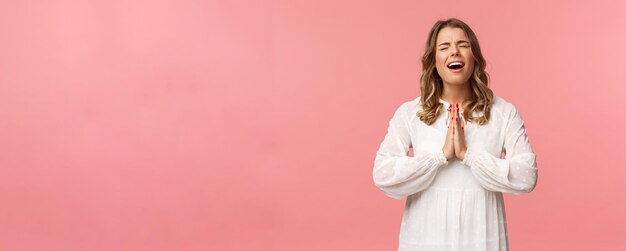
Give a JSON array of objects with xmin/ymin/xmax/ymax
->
[{"xmin": 1, "ymin": 0, "xmax": 625, "ymax": 250}]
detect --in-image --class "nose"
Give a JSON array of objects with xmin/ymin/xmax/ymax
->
[{"xmin": 450, "ymin": 46, "xmax": 459, "ymax": 56}]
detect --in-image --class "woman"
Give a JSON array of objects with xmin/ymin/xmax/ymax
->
[{"xmin": 372, "ymin": 18, "xmax": 538, "ymax": 251}]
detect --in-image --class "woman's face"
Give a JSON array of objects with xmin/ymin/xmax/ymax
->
[{"xmin": 435, "ymin": 27, "xmax": 475, "ymax": 86}]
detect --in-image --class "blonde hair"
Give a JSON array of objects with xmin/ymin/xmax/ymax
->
[{"xmin": 416, "ymin": 18, "xmax": 494, "ymax": 125}]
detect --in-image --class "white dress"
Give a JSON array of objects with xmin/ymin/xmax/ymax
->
[{"xmin": 372, "ymin": 95, "xmax": 538, "ymax": 251}]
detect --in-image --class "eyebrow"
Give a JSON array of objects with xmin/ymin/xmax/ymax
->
[{"xmin": 438, "ymin": 40, "xmax": 470, "ymax": 47}]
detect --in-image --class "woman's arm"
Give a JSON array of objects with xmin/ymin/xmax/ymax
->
[
  {"xmin": 461, "ymin": 104, "xmax": 538, "ymax": 194},
  {"xmin": 372, "ymin": 103, "xmax": 448, "ymax": 200}
]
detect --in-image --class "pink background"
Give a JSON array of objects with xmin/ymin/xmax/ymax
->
[{"xmin": 1, "ymin": 0, "xmax": 625, "ymax": 250}]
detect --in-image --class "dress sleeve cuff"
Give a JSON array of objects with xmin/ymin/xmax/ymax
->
[
  {"xmin": 461, "ymin": 149, "xmax": 476, "ymax": 166},
  {"xmin": 436, "ymin": 150, "xmax": 448, "ymax": 165}
]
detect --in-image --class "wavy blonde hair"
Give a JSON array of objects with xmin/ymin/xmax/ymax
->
[{"xmin": 417, "ymin": 18, "xmax": 493, "ymax": 125}]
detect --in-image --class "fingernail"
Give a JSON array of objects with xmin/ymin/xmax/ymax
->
[{"xmin": 456, "ymin": 103, "xmax": 459, "ymax": 108}]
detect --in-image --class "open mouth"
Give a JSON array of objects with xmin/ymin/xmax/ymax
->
[{"xmin": 447, "ymin": 62, "xmax": 465, "ymax": 72}]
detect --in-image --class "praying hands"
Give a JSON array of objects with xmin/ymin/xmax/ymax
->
[{"xmin": 442, "ymin": 103, "xmax": 468, "ymax": 161}]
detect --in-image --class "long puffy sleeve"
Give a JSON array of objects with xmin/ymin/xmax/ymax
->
[
  {"xmin": 461, "ymin": 104, "xmax": 538, "ymax": 194},
  {"xmin": 372, "ymin": 103, "xmax": 449, "ymax": 200}
]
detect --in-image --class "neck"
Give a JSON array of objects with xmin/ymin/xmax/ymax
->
[{"xmin": 441, "ymin": 82, "xmax": 472, "ymax": 105}]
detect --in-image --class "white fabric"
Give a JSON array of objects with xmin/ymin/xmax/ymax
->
[{"xmin": 373, "ymin": 95, "xmax": 538, "ymax": 251}]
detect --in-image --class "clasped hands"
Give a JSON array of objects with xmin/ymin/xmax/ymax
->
[{"xmin": 442, "ymin": 103, "xmax": 468, "ymax": 161}]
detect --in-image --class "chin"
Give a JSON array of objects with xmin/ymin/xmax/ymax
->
[{"xmin": 442, "ymin": 76, "xmax": 471, "ymax": 85}]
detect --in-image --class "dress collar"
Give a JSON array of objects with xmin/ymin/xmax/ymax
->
[{"xmin": 439, "ymin": 98, "xmax": 465, "ymax": 114}]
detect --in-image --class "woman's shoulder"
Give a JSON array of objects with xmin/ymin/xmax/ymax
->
[
  {"xmin": 385, "ymin": 97, "xmax": 422, "ymax": 122},
  {"xmin": 402, "ymin": 96, "xmax": 422, "ymax": 108},
  {"xmin": 491, "ymin": 95, "xmax": 527, "ymax": 123},
  {"xmin": 492, "ymin": 95, "xmax": 520, "ymax": 114},
  {"xmin": 393, "ymin": 96, "xmax": 422, "ymax": 115}
]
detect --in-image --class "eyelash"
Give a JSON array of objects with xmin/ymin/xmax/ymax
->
[{"xmin": 439, "ymin": 45, "xmax": 469, "ymax": 51}]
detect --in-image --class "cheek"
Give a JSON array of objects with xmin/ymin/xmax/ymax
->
[
  {"xmin": 435, "ymin": 52, "xmax": 447, "ymax": 68},
  {"xmin": 468, "ymin": 61, "xmax": 476, "ymax": 71},
  {"xmin": 465, "ymin": 51, "xmax": 475, "ymax": 70}
]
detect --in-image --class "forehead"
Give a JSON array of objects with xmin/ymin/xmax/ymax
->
[{"xmin": 435, "ymin": 27, "xmax": 469, "ymax": 44}]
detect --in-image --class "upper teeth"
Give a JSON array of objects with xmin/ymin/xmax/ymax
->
[{"xmin": 448, "ymin": 62, "xmax": 464, "ymax": 67}]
